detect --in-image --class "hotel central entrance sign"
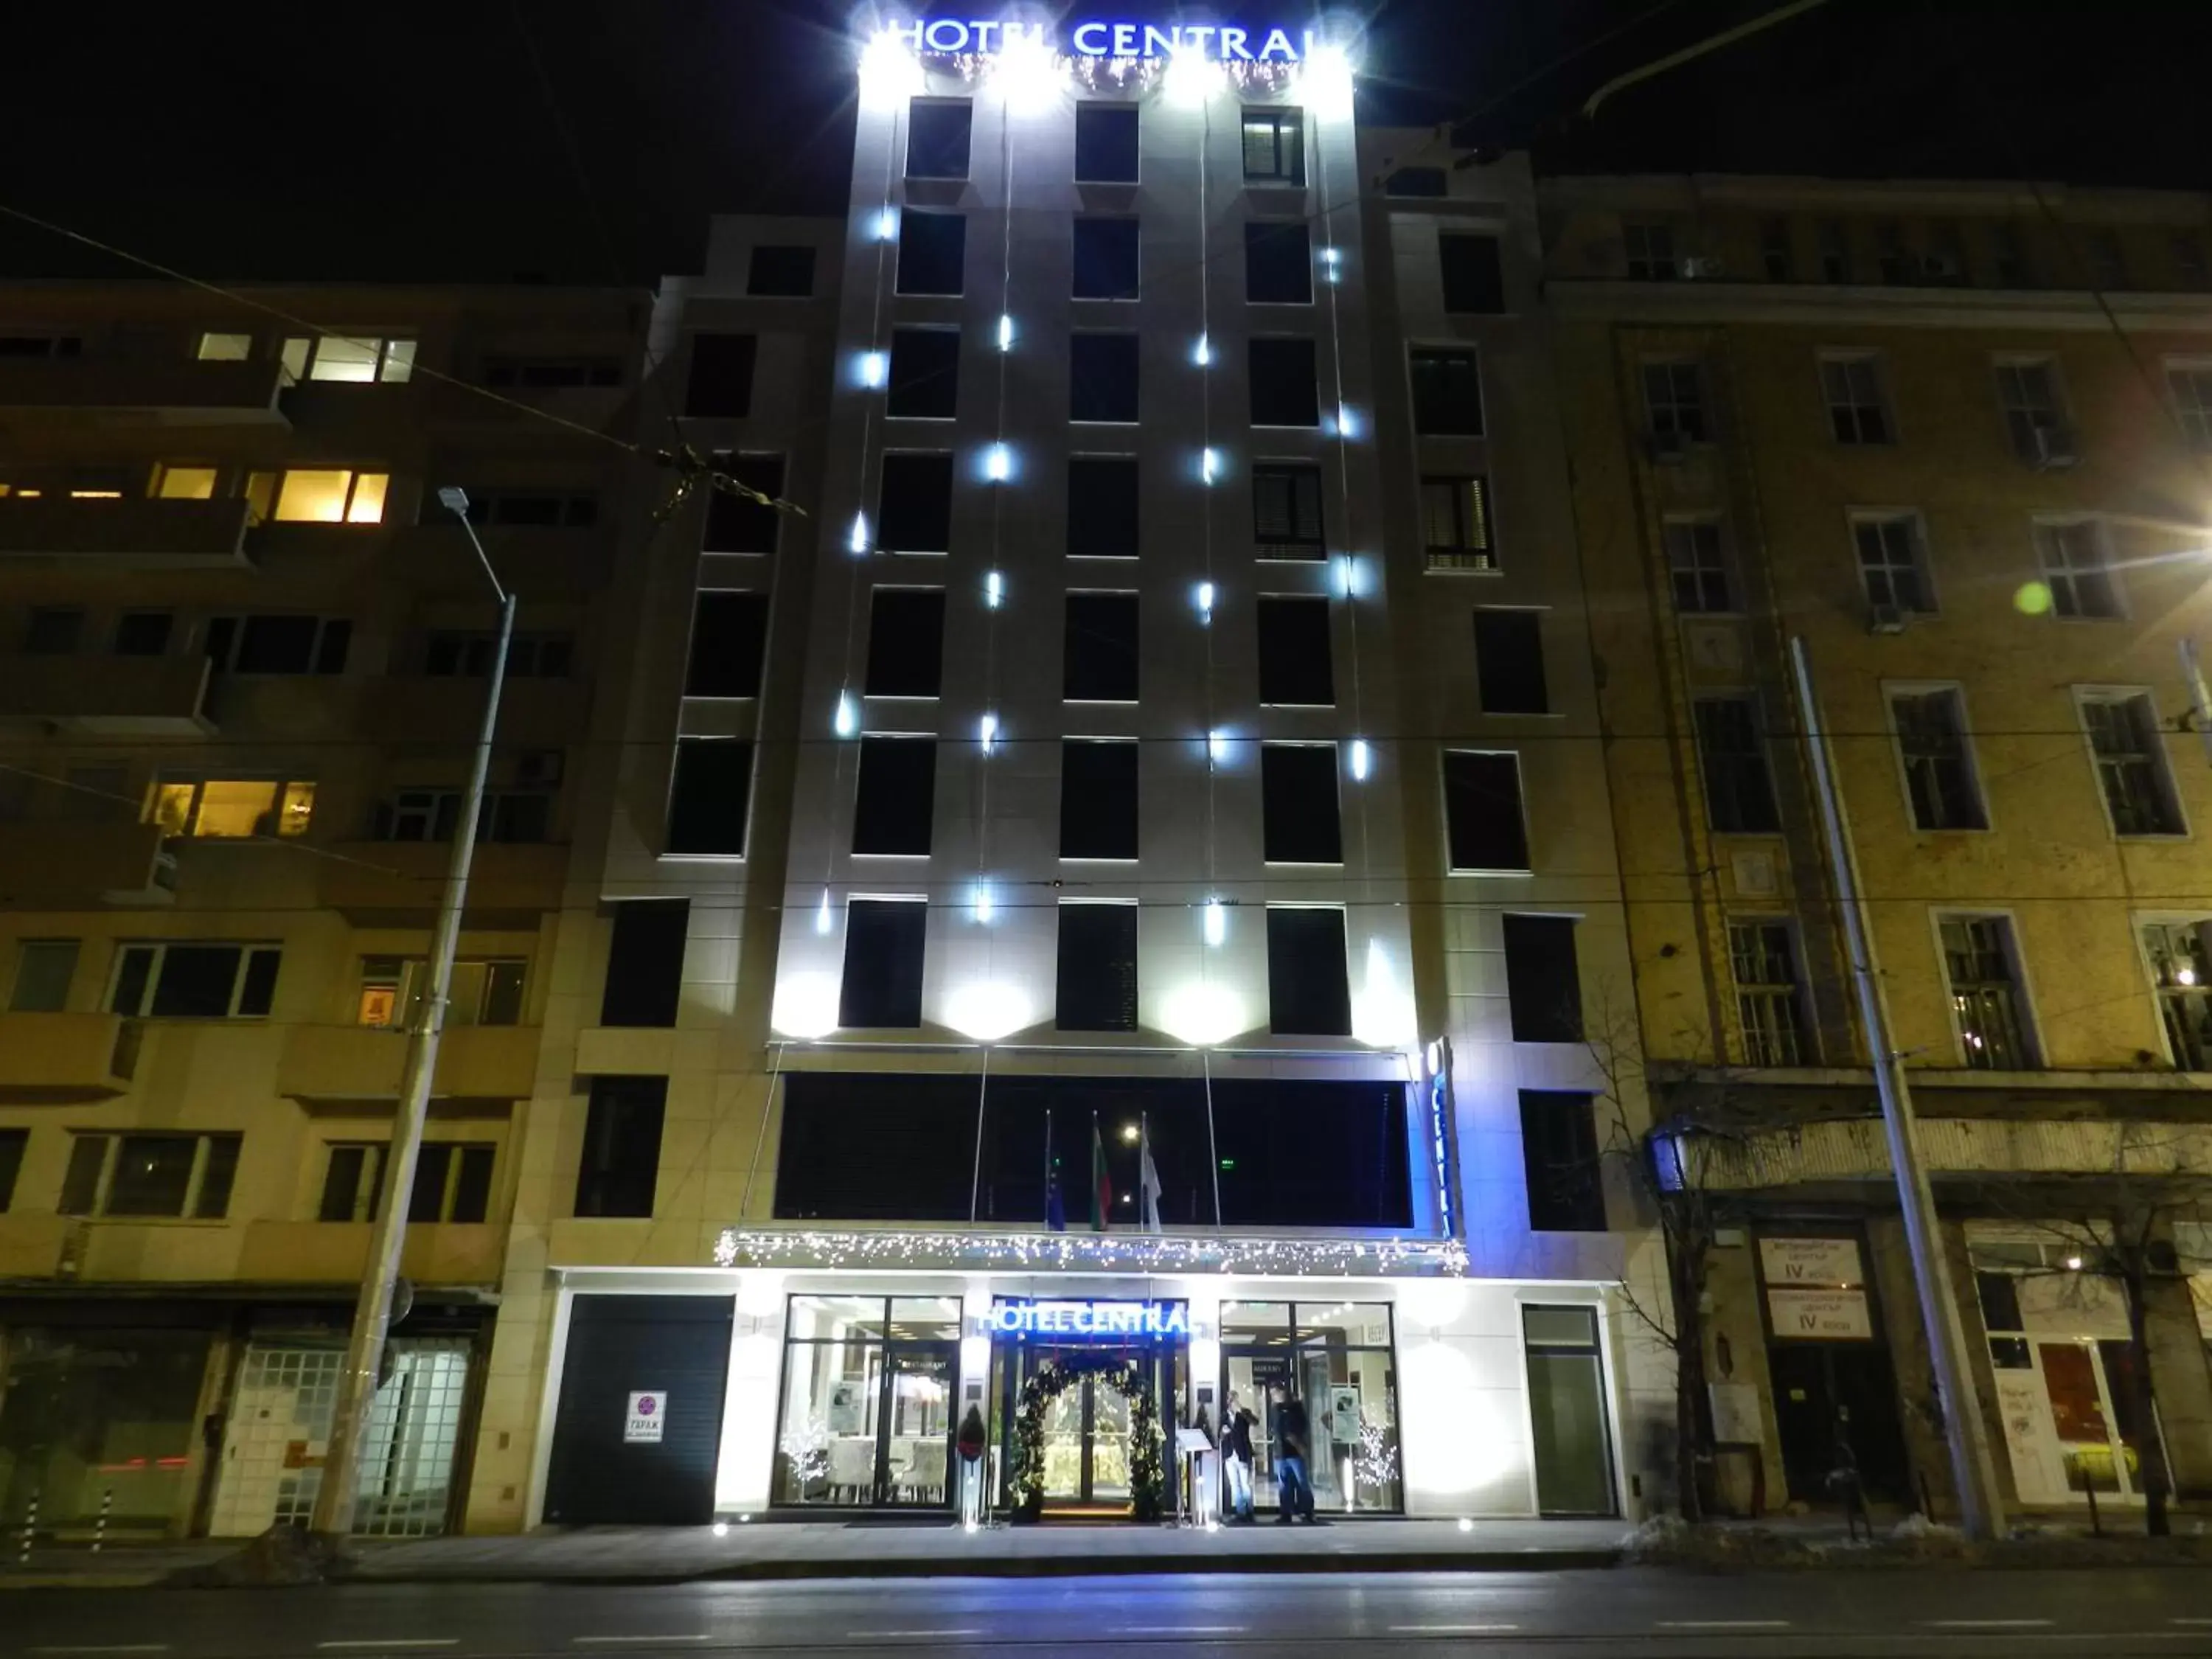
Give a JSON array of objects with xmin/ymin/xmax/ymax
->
[
  {"xmin": 890, "ymin": 18, "xmax": 1323, "ymax": 60},
  {"xmin": 986, "ymin": 1298, "xmax": 1189, "ymax": 1338}
]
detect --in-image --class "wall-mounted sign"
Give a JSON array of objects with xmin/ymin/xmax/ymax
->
[
  {"xmin": 624, "ymin": 1390, "xmax": 667, "ymax": 1444},
  {"xmin": 985, "ymin": 1298, "xmax": 1189, "ymax": 1338},
  {"xmin": 1759, "ymin": 1236, "xmax": 1863, "ymax": 1289},
  {"xmin": 888, "ymin": 18, "xmax": 1325, "ymax": 62},
  {"xmin": 1766, "ymin": 1287, "xmax": 1874, "ymax": 1340}
]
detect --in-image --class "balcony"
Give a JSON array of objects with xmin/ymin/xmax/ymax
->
[
  {"xmin": 0, "ymin": 654, "xmax": 214, "ymax": 736},
  {"xmin": 0, "ymin": 821, "xmax": 176, "ymax": 906},
  {"xmin": 0, "ymin": 357, "xmax": 287, "ymax": 426},
  {"xmin": 0, "ymin": 1012, "xmax": 141, "ymax": 1102},
  {"xmin": 318, "ymin": 838, "xmax": 568, "ymax": 925},
  {"xmin": 0, "ymin": 496, "xmax": 254, "ymax": 568},
  {"xmin": 276, "ymin": 1023, "xmax": 539, "ymax": 1103}
]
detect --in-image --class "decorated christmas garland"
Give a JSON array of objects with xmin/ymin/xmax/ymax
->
[{"xmin": 1009, "ymin": 1353, "xmax": 1164, "ymax": 1522}]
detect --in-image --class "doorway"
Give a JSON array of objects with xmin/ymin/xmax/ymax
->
[
  {"xmin": 1522, "ymin": 1305, "xmax": 1618, "ymax": 1517},
  {"xmin": 995, "ymin": 1342, "xmax": 1180, "ymax": 1517},
  {"xmin": 1767, "ymin": 1343, "xmax": 1910, "ymax": 1506}
]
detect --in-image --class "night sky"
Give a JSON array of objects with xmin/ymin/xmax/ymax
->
[{"xmin": 1, "ymin": 1, "xmax": 2202, "ymax": 287}]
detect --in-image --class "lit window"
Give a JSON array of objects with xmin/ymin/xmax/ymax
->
[
  {"xmin": 151, "ymin": 464, "xmax": 218, "ymax": 501},
  {"xmin": 279, "ymin": 334, "xmax": 417, "ymax": 385},
  {"xmin": 196, "ymin": 332, "xmax": 252, "ymax": 361},
  {"xmin": 262, "ymin": 468, "xmax": 389, "ymax": 524},
  {"xmin": 149, "ymin": 779, "xmax": 316, "ymax": 839}
]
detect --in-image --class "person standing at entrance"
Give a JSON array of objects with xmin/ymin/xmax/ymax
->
[
  {"xmin": 1273, "ymin": 1387, "xmax": 1317, "ymax": 1523},
  {"xmin": 1222, "ymin": 1393, "xmax": 1258, "ymax": 1522}
]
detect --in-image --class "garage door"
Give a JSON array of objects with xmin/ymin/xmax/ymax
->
[{"xmin": 544, "ymin": 1295, "xmax": 733, "ymax": 1525}]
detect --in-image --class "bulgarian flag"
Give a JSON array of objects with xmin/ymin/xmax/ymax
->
[{"xmin": 1090, "ymin": 1113, "xmax": 1113, "ymax": 1231}]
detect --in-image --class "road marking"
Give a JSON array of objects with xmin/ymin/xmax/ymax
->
[
  {"xmin": 2173, "ymin": 1619, "xmax": 2212, "ymax": 1627},
  {"xmin": 1657, "ymin": 1621, "xmax": 1792, "ymax": 1630},
  {"xmin": 1927, "ymin": 1620, "xmax": 2055, "ymax": 1630},
  {"xmin": 1388, "ymin": 1626, "xmax": 1521, "ymax": 1636},
  {"xmin": 1124, "ymin": 1627, "xmax": 1245, "ymax": 1636},
  {"xmin": 574, "ymin": 1639, "xmax": 715, "ymax": 1647},
  {"xmin": 32, "ymin": 1648, "xmax": 173, "ymax": 1655},
  {"xmin": 845, "ymin": 1633, "xmax": 982, "ymax": 1642},
  {"xmin": 317, "ymin": 1644, "xmax": 459, "ymax": 1652}
]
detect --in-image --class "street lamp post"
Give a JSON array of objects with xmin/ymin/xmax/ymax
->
[{"xmin": 310, "ymin": 488, "xmax": 515, "ymax": 1540}]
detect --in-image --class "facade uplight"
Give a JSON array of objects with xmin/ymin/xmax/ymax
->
[
  {"xmin": 992, "ymin": 25, "xmax": 1062, "ymax": 114},
  {"xmin": 834, "ymin": 692, "xmax": 858, "ymax": 737},
  {"xmin": 1300, "ymin": 41, "xmax": 1356, "ymax": 121},
  {"xmin": 1349, "ymin": 739, "xmax": 1371, "ymax": 781},
  {"xmin": 858, "ymin": 29, "xmax": 925, "ymax": 109},
  {"xmin": 1201, "ymin": 447, "xmax": 1221, "ymax": 484},
  {"xmin": 985, "ymin": 570, "xmax": 1005, "ymax": 609},
  {"xmin": 997, "ymin": 313, "xmax": 1015, "ymax": 352},
  {"xmin": 1164, "ymin": 43, "xmax": 1224, "ymax": 106},
  {"xmin": 1208, "ymin": 728, "xmax": 1230, "ymax": 764},
  {"xmin": 973, "ymin": 883, "xmax": 995, "ymax": 923},
  {"xmin": 1335, "ymin": 403, "xmax": 1360, "ymax": 439},
  {"xmin": 849, "ymin": 512, "xmax": 870, "ymax": 554},
  {"xmin": 874, "ymin": 205, "xmax": 900, "ymax": 241},
  {"xmin": 1338, "ymin": 554, "xmax": 1358, "ymax": 598},
  {"xmin": 1195, "ymin": 581, "xmax": 1215, "ymax": 622},
  {"xmin": 1203, "ymin": 899, "xmax": 1226, "ymax": 947},
  {"xmin": 1321, "ymin": 246, "xmax": 1343, "ymax": 282},
  {"xmin": 978, "ymin": 712, "xmax": 998, "ymax": 754},
  {"xmin": 859, "ymin": 350, "xmax": 887, "ymax": 389},
  {"xmin": 1192, "ymin": 332, "xmax": 1213, "ymax": 368},
  {"xmin": 815, "ymin": 890, "xmax": 834, "ymax": 935},
  {"xmin": 985, "ymin": 442, "xmax": 1011, "ymax": 481}
]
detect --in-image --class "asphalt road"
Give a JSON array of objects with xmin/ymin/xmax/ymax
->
[{"xmin": 4, "ymin": 1570, "xmax": 2211, "ymax": 1658}]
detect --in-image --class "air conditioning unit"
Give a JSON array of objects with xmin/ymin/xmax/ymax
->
[
  {"xmin": 1644, "ymin": 428, "xmax": 1691, "ymax": 463},
  {"xmin": 515, "ymin": 748, "xmax": 565, "ymax": 787},
  {"xmin": 1868, "ymin": 602, "xmax": 1910, "ymax": 636},
  {"xmin": 2028, "ymin": 423, "xmax": 2080, "ymax": 470},
  {"xmin": 1680, "ymin": 255, "xmax": 1724, "ymax": 279}
]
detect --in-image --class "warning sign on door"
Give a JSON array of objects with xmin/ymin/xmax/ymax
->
[{"xmin": 625, "ymin": 1391, "xmax": 667, "ymax": 1443}]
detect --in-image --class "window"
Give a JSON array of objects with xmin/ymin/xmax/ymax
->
[
  {"xmin": 877, "ymin": 453, "xmax": 954, "ymax": 553},
  {"xmin": 356, "ymin": 956, "xmax": 524, "ymax": 1030},
  {"xmin": 1816, "ymin": 220, "xmax": 1851, "ymax": 282},
  {"xmin": 1874, "ymin": 220, "xmax": 1911, "ymax": 285},
  {"xmin": 1664, "ymin": 518, "xmax": 1733, "ymax": 612},
  {"xmin": 1070, "ymin": 333, "xmax": 1139, "ymax": 422},
  {"xmin": 852, "ymin": 737, "xmax": 936, "ymax": 855},
  {"xmin": 1503, "ymin": 914, "xmax": 1582, "ymax": 1041},
  {"xmin": 152, "ymin": 462, "xmax": 218, "ymax": 501},
  {"xmin": 2172, "ymin": 364, "xmax": 2212, "ymax": 448},
  {"xmin": 1760, "ymin": 218, "xmax": 1794, "ymax": 282},
  {"xmin": 1060, "ymin": 741, "xmax": 1139, "ymax": 859},
  {"xmin": 886, "ymin": 327, "xmax": 959, "ymax": 420},
  {"xmin": 108, "ymin": 943, "xmax": 279, "ymax": 1018},
  {"xmin": 684, "ymin": 333, "xmax": 757, "ymax": 418},
  {"xmin": 449, "ymin": 487, "xmax": 599, "ymax": 529},
  {"xmin": 839, "ymin": 899, "xmax": 927, "ymax": 1028},
  {"xmin": 1996, "ymin": 360, "xmax": 2070, "ymax": 463},
  {"xmin": 1213, "ymin": 1094, "xmax": 1409, "ymax": 1229},
  {"xmin": 600, "ymin": 900, "xmax": 688, "ymax": 1026},
  {"xmin": 1063, "ymin": 593, "xmax": 1138, "ymax": 701},
  {"xmin": 1245, "ymin": 220, "xmax": 1312, "ymax": 304},
  {"xmin": 1265, "ymin": 908, "xmax": 1350, "ymax": 1035},
  {"xmin": 1622, "ymin": 222, "xmax": 1676, "ymax": 281},
  {"xmin": 1241, "ymin": 107, "xmax": 1305, "ymax": 184},
  {"xmin": 1821, "ymin": 354, "xmax": 1892, "ymax": 444},
  {"xmin": 906, "ymin": 99, "xmax": 972, "ymax": 178},
  {"xmin": 1262, "ymin": 745, "xmax": 1343, "ymax": 864},
  {"xmin": 24, "ymin": 607, "xmax": 83, "ymax": 654},
  {"xmin": 10, "ymin": 939, "xmax": 77, "ymax": 1012},
  {"xmin": 59, "ymin": 1132, "xmax": 240, "ymax": 1220},
  {"xmin": 1442, "ymin": 751, "xmax": 1530, "ymax": 872},
  {"xmin": 1422, "ymin": 475, "xmax": 1494, "ymax": 571},
  {"xmin": 1067, "ymin": 458, "xmax": 1138, "ymax": 558},
  {"xmin": 1409, "ymin": 347, "xmax": 1484, "ymax": 435},
  {"xmin": 664, "ymin": 740, "xmax": 752, "ymax": 856},
  {"xmin": 0, "ymin": 333, "xmax": 80, "ymax": 359},
  {"xmin": 1252, "ymin": 462, "xmax": 1324, "ymax": 559},
  {"xmin": 2173, "ymin": 233, "xmax": 2209, "ymax": 291},
  {"xmin": 1074, "ymin": 103, "xmax": 1139, "ymax": 182},
  {"xmin": 246, "ymin": 468, "xmax": 389, "ymax": 524},
  {"xmin": 1729, "ymin": 922, "xmax": 1809, "ymax": 1065},
  {"xmin": 1891, "ymin": 688, "xmax": 1986, "ymax": 830},
  {"xmin": 1248, "ymin": 337, "xmax": 1318, "ymax": 427},
  {"xmin": 2081, "ymin": 692, "xmax": 2182, "ymax": 836},
  {"xmin": 703, "ymin": 453, "xmax": 785, "ymax": 553},
  {"xmin": 1055, "ymin": 902, "xmax": 1138, "ymax": 1032},
  {"xmin": 1520, "ymin": 1092, "xmax": 1605, "ymax": 1230},
  {"xmin": 1434, "ymin": 231, "xmax": 1508, "ymax": 313},
  {"xmin": 1642, "ymin": 361, "xmax": 1708, "ymax": 442},
  {"xmin": 0, "ymin": 1128, "xmax": 22, "ymax": 1213},
  {"xmin": 896, "ymin": 211, "xmax": 966, "ymax": 296},
  {"xmin": 1473, "ymin": 609, "xmax": 1547, "ymax": 714},
  {"xmin": 425, "ymin": 630, "xmax": 573, "ymax": 678},
  {"xmin": 1256, "ymin": 597, "xmax": 1334, "ymax": 706},
  {"xmin": 480, "ymin": 355, "xmax": 621, "ymax": 389},
  {"xmin": 773, "ymin": 1293, "xmax": 966, "ymax": 1502},
  {"xmin": 279, "ymin": 335, "xmax": 415, "ymax": 384},
  {"xmin": 373, "ymin": 787, "xmax": 550, "ymax": 845},
  {"xmin": 197, "ymin": 331, "xmax": 252, "ymax": 361},
  {"xmin": 1385, "ymin": 166, "xmax": 1446, "ymax": 198},
  {"xmin": 1941, "ymin": 916, "xmax": 2034, "ymax": 1068},
  {"xmin": 2086, "ymin": 229, "xmax": 2127, "ymax": 290},
  {"xmin": 206, "ymin": 613, "xmax": 351, "ymax": 675},
  {"xmin": 574, "ymin": 1076, "xmax": 665, "ymax": 1217},
  {"xmin": 1992, "ymin": 221, "xmax": 2031, "ymax": 287},
  {"xmin": 1692, "ymin": 698, "xmax": 1780, "ymax": 833},
  {"xmin": 149, "ymin": 778, "xmax": 316, "ymax": 840},
  {"xmin": 1852, "ymin": 513, "xmax": 1932, "ymax": 612},
  {"xmin": 2142, "ymin": 921, "xmax": 2212, "ymax": 1070},
  {"xmin": 684, "ymin": 591, "xmax": 769, "ymax": 697},
  {"xmin": 317, "ymin": 1141, "xmax": 493, "ymax": 1225},
  {"xmin": 1072, "ymin": 218, "xmax": 1140, "ymax": 299},
  {"xmin": 746, "ymin": 243, "xmax": 816, "ymax": 296},
  {"xmin": 2034, "ymin": 521, "xmax": 2118, "ymax": 619}
]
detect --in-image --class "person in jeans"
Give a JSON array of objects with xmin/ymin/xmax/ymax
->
[
  {"xmin": 1222, "ymin": 1392, "xmax": 1258, "ymax": 1522},
  {"xmin": 1273, "ymin": 1387, "xmax": 1318, "ymax": 1523}
]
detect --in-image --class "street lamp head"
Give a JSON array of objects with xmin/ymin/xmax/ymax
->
[{"xmin": 436, "ymin": 487, "xmax": 470, "ymax": 516}]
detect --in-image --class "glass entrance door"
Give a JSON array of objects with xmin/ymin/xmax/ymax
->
[
  {"xmin": 881, "ymin": 1343, "xmax": 955, "ymax": 1506},
  {"xmin": 998, "ymin": 1343, "xmax": 1181, "ymax": 1514}
]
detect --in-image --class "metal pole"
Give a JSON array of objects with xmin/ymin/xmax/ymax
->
[
  {"xmin": 313, "ymin": 497, "xmax": 513, "ymax": 1540},
  {"xmin": 2179, "ymin": 639, "xmax": 2212, "ymax": 768},
  {"xmin": 91, "ymin": 1487, "xmax": 110, "ymax": 1554},
  {"xmin": 18, "ymin": 1491, "xmax": 35, "ymax": 1566},
  {"xmin": 1790, "ymin": 636, "xmax": 2004, "ymax": 1540}
]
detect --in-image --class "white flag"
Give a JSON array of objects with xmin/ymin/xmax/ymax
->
[{"xmin": 1139, "ymin": 1116, "xmax": 1164, "ymax": 1234}]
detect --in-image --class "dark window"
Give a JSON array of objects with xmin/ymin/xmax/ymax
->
[
  {"xmin": 1504, "ymin": 914, "xmax": 1582, "ymax": 1042},
  {"xmin": 906, "ymin": 99, "xmax": 973, "ymax": 178},
  {"xmin": 113, "ymin": 611, "xmax": 173, "ymax": 657},
  {"xmin": 1266, "ymin": 908, "xmax": 1350, "ymax": 1035},
  {"xmin": 684, "ymin": 333, "xmax": 757, "ymax": 418},
  {"xmin": 110, "ymin": 943, "xmax": 280, "ymax": 1019},
  {"xmin": 1443, "ymin": 751, "xmax": 1530, "ymax": 872},
  {"xmin": 1473, "ymin": 610, "xmax": 1546, "ymax": 714},
  {"xmin": 1068, "ymin": 458, "xmax": 1138, "ymax": 557},
  {"xmin": 838, "ymin": 900, "xmax": 928, "ymax": 1029},
  {"xmin": 410, "ymin": 1141, "xmax": 495, "ymax": 1224},
  {"xmin": 664, "ymin": 741, "xmax": 752, "ymax": 856},
  {"xmin": 481, "ymin": 356, "xmax": 619, "ymax": 389},
  {"xmin": 1977, "ymin": 1270, "xmax": 2025, "ymax": 1333},
  {"xmin": 1520, "ymin": 1091, "xmax": 1606, "ymax": 1230},
  {"xmin": 1252, "ymin": 462, "xmax": 1324, "ymax": 558},
  {"xmin": 1056, "ymin": 905, "xmax": 1138, "ymax": 1031},
  {"xmin": 1060, "ymin": 740, "xmax": 1138, "ymax": 859},
  {"xmin": 1063, "ymin": 593, "xmax": 1138, "ymax": 700},
  {"xmin": 1693, "ymin": 698, "xmax": 1780, "ymax": 834},
  {"xmin": 1261, "ymin": 744, "xmax": 1342, "ymax": 863},
  {"xmin": 600, "ymin": 900, "xmax": 689, "ymax": 1026},
  {"xmin": 1422, "ymin": 475, "xmax": 1494, "ymax": 570},
  {"xmin": 0, "ymin": 1128, "xmax": 25, "ymax": 1212},
  {"xmin": 1245, "ymin": 220, "xmax": 1312, "ymax": 303},
  {"xmin": 746, "ymin": 243, "xmax": 816, "ymax": 296},
  {"xmin": 2084, "ymin": 694, "xmax": 2181, "ymax": 836},
  {"xmin": 1256, "ymin": 597, "xmax": 1334, "ymax": 706},
  {"xmin": 1074, "ymin": 104, "xmax": 1139, "ymax": 182},
  {"xmin": 1072, "ymin": 218, "xmax": 1140, "ymax": 299},
  {"xmin": 1070, "ymin": 333, "xmax": 1139, "ymax": 422},
  {"xmin": 24, "ymin": 608, "xmax": 83, "ymax": 655},
  {"xmin": 1241, "ymin": 107, "xmax": 1305, "ymax": 184},
  {"xmin": 320, "ymin": 1143, "xmax": 381, "ymax": 1222},
  {"xmin": 1624, "ymin": 222, "xmax": 1677, "ymax": 282},
  {"xmin": 1760, "ymin": 218, "xmax": 1795, "ymax": 282},
  {"xmin": 685, "ymin": 591, "xmax": 770, "ymax": 698},
  {"xmin": 852, "ymin": 737, "xmax": 936, "ymax": 855},
  {"xmin": 877, "ymin": 453, "xmax": 954, "ymax": 553},
  {"xmin": 1439, "ymin": 233, "xmax": 1506, "ymax": 313},
  {"xmin": 218, "ymin": 614, "xmax": 349, "ymax": 675},
  {"xmin": 574, "ymin": 1076, "xmax": 665, "ymax": 1217},
  {"xmin": 864, "ymin": 588, "xmax": 946, "ymax": 698},
  {"xmin": 887, "ymin": 327, "xmax": 959, "ymax": 420},
  {"xmin": 897, "ymin": 211, "xmax": 966, "ymax": 296},
  {"xmin": 775, "ymin": 1072, "xmax": 974, "ymax": 1219},
  {"xmin": 458, "ymin": 489, "xmax": 599, "ymax": 529},
  {"xmin": 1215, "ymin": 1079, "xmax": 1412, "ymax": 1226},
  {"xmin": 1249, "ymin": 337, "xmax": 1319, "ymax": 427},
  {"xmin": 703, "ymin": 453, "xmax": 784, "ymax": 554},
  {"xmin": 1385, "ymin": 166, "xmax": 1447, "ymax": 198},
  {"xmin": 1892, "ymin": 689, "xmax": 1984, "ymax": 831},
  {"xmin": 1411, "ymin": 347, "xmax": 1484, "ymax": 435}
]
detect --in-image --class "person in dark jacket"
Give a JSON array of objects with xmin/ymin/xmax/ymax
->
[
  {"xmin": 1221, "ymin": 1392, "xmax": 1258, "ymax": 1521},
  {"xmin": 1272, "ymin": 1388, "xmax": 1318, "ymax": 1523}
]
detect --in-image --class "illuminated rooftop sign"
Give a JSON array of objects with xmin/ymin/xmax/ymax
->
[
  {"xmin": 986, "ymin": 1297, "xmax": 1191, "ymax": 1338},
  {"xmin": 888, "ymin": 18, "xmax": 1324, "ymax": 61}
]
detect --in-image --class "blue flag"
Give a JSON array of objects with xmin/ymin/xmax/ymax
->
[{"xmin": 1046, "ymin": 1173, "xmax": 1067, "ymax": 1232}]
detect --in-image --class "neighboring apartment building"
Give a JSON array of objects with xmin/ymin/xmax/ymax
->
[
  {"xmin": 1551, "ymin": 173, "xmax": 2212, "ymax": 1517},
  {"xmin": 0, "ymin": 283, "xmax": 646, "ymax": 1540}
]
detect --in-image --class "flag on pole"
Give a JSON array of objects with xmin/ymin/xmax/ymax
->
[
  {"xmin": 1045, "ymin": 1110, "xmax": 1066, "ymax": 1231},
  {"xmin": 1090, "ymin": 1112, "xmax": 1112, "ymax": 1231},
  {"xmin": 1138, "ymin": 1113, "xmax": 1163, "ymax": 1234}
]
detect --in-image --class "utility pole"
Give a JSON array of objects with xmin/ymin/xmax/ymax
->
[
  {"xmin": 1790, "ymin": 637, "xmax": 2006, "ymax": 1540},
  {"xmin": 312, "ymin": 489, "xmax": 515, "ymax": 1540}
]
